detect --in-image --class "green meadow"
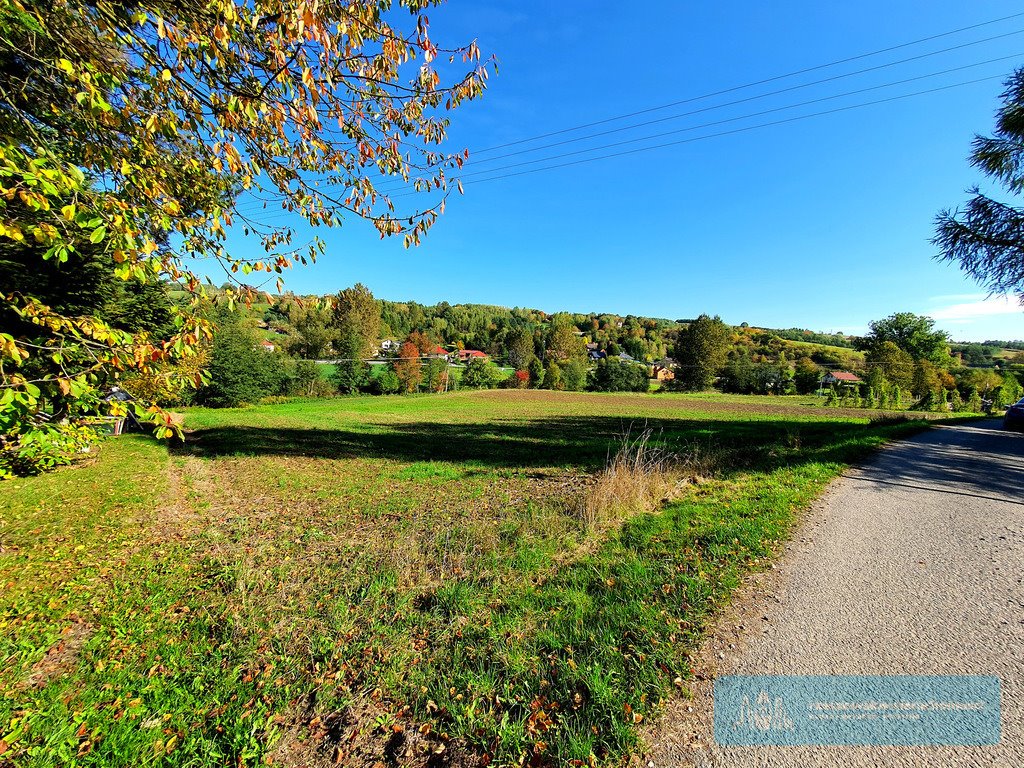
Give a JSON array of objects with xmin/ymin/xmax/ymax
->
[{"xmin": 1, "ymin": 391, "xmax": 955, "ymax": 767}]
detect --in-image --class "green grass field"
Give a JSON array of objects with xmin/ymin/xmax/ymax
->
[
  {"xmin": 781, "ymin": 337, "xmax": 866, "ymax": 362},
  {"xmin": 0, "ymin": 391, "xmax": 958, "ymax": 767}
]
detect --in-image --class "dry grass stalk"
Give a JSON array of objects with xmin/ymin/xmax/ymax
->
[{"xmin": 577, "ymin": 428, "xmax": 686, "ymax": 530}]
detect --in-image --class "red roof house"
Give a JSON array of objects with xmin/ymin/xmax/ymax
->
[{"xmin": 821, "ymin": 371, "xmax": 862, "ymax": 385}]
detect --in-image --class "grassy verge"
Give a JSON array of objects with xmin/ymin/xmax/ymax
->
[{"xmin": 0, "ymin": 391, "xmax": 955, "ymax": 767}]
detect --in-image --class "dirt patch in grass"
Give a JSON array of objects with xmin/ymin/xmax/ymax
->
[
  {"xmin": 268, "ymin": 694, "xmax": 479, "ymax": 768},
  {"xmin": 20, "ymin": 618, "xmax": 92, "ymax": 690}
]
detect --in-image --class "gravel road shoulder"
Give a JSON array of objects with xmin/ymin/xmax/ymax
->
[{"xmin": 643, "ymin": 419, "xmax": 1024, "ymax": 768}]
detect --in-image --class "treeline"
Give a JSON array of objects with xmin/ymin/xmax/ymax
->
[
  {"xmin": 131, "ymin": 287, "xmax": 656, "ymax": 406},
  {"xmin": 951, "ymin": 342, "xmax": 1024, "ymax": 367},
  {"xmin": 134, "ymin": 285, "xmax": 1023, "ymax": 411},
  {"xmin": 985, "ymin": 339, "xmax": 1024, "ymax": 350},
  {"xmin": 758, "ymin": 327, "xmax": 855, "ymax": 348},
  {"xmin": 666, "ymin": 312, "xmax": 1023, "ymax": 411},
  {"xmin": 262, "ymin": 294, "xmax": 677, "ymax": 364}
]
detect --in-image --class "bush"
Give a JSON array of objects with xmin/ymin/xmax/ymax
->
[
  {"xmin": 950, "ymin": 388, "xmax": 964, "ymax": 411},
  {"xmin": 542, "ymin": 360, "xmax": 563, "ymax": 390},
  {"xmin": 966, "ymin": 387, "xmax": 983, "ymax": 413},
  {"xmin": 0, "ymin": 421, "xmax": 97, "ymax": 478},
  {"xmin": 995, "ymin": 372, "xmax": 1022, "ymax": 409},
  {"xmin": 331, "ymin": 360, "xmax": 370, "ymax": 394},
  {"xmin": 120, "ymin": 347, "xmax": 210, "ymax": 406},
  {"xmin": 372, "ymin": 367, "xmax": 402, "ymax": 395},
  {"xmin": 290, "ymin": 360, "xmax": 336, "ymax": 397},
  {"xmin": 198, "ymin": 322, "xmax": 289, "ymax": 407},
  {"xmin": 423, "ymin": 358, "xmax": 449, "ymax": 392},
  {"xmin": 461, "ymin": 358, "xmax": 503, "ymax": 389},
  {"xmin": 561, "ymin": 359, "xmax": 588, "ymax": 392},
  {"xmin": 590, "ymin": 358, "xmax": 649, "ymax": 392},
  {"xmin": 501, "ymin": 369, "xmax": 530, "ymax": 389},
  {"xmin": 527, "ymin": 357, "xmax": 544, "ymax": 388}
]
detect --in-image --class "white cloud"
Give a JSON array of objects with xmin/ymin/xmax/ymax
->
[
  {"xmin": 927, "ymin": 294, "xmax": 1023, "ymax": 321},
  {"xmin": 926, "ymin": 292, "xmax": 988, "ymax": 303}
]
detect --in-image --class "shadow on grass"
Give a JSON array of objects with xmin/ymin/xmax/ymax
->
[{"xmin": 174, "ymin": 414, "xmax": 926, "ymax": 472}]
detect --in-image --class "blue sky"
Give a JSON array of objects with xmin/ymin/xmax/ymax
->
[{"xmin": 224, "ymin": 1, "xmax": 1024, "ymax": 342}]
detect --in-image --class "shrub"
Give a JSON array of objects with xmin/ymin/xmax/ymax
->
[
  {"xmin": 423, "ymin": 358, "xmax": 449, "ymax": 392},
  {"xmin": 198, "ymin": 323, "xmax": 288, "ymax": 407},
  {"xmin": 461, "ymin": 358, "xmax": 503, "ymax": 389},
  {"xmin": 542, "ymin": 360, "xmax": 563, "ymax": 390},
  {"xmin": 950, "ymin": 388, "xmax": 964, "ymax": 411},
  {"xmin": 527, "ymin": 357, "xmax": 544, "ymax": 388},
  {"xmin": 331, "ymin": 360, "xmax": 370, "ymax": 394},
  {"xmin": 0, "ymin": 421, "xmax": 97, "ymax": 478},
  {"xmin": 590, "ymin": 358, "xmax": 649, "ymax": 392},
  {"xmin": 372, "ymin": 367, "xmax": 402, "ymax": 395},
  {"xmin": 966, "ymin": 387, "xmax": 983, "ymax": 413},
  {"xmin": 794, "ymin": 356, "xmax": 820, "ymax": 394},
  {"xmin": 119, "ymin": 347, "xmax": 210, "ymax": 406},
  {"xmin": 290, "ymin": 360, "xmax": 336, "ymax": 397},
  {"xmin": 561, "ymin": 359, "xmax": 588, "ymax": 392},
  {"xmin": 501, "ymin": 369, "xmax": 530, "ymax": 389}
]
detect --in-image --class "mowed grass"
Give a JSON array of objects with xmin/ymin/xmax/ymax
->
[{"xmin": 1, "ymin": 391, "xmax": 954, "ymax": 767}]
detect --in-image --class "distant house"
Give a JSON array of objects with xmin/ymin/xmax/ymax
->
[
  {"xmin": 585, "ymin": 342, "xmax": 599, "ymax": 352},
  {"xmin": 618, "ymin": 352, "xmax": 636, "ymax": 362},
  {"xmin": 259, "ymin": 339, "xmax": 276, "ymax": 352},
  {"xmin": 653, "ymin": 365, "xmax": 675, "ymax": 382},
  {"xmin": 379, "ymin": 339, "xmax": 399, "ymax": 353},
  {"xmin": 428, "ymin": 345, "xmax": 449, "ymax": 358},
  {"xmin": 457, "ymin": 349, "xmax": 488, "ymax": 362},
  {"xmin": 588, "ymin": 349, "xmax": 607, "ymax": 361},
  {"xmin": 820, "ymin": 371, "xmax": 862, "ymax": 387}
]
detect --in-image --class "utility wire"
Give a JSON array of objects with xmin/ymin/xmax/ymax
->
[
  {"xmin": 395, "ymin": 54, "xmax": 1022, "ymax": 187},
  {"xmin": 465, "ymin": 38, "xmax": 1024, "ymax": 168},
  {"xmin": 368, "ymin": 35, "xmax": 1024, "ymax": 196},
  {"xmin": 245, "ymin": 67, "xmax": 1012, "ymax": 215},
  {"xmin": 420, "ymin": 74, "xmax": 1007, "ymax": 191},
  {"xmin": 471, "ymin": 11, "xmax": 1024, "ymax": 154},
  {"xmin": 236, "ymin": 16, "xmax": 1024, "ymax": 212},
  {"xmin": 233, "ymin": 16, "xmax": 1024, "ymax": 217}
]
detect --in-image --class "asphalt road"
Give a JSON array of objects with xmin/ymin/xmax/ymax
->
[{"xmin": 646, "ymin": 419, "xmax": 1024, "ymax": 767}]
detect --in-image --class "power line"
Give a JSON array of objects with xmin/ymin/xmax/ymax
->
[
  {"xmin": 444, "ymin": 74, "xmax": 1007, "ymax": 189},
  {"xmin": 232, "ymin": 14, "xmax": 1024, "ymax": 218},
  {"xmin": 252, "ymin": 67, "xmax": 1013, "ymax": 212},
  {"xmin": 369, "ymin": 34, "xmax": 1024, "ymax": 196},
  {"xmin": 400, "ymin": 54, "xmax": 1022, "ymax": 187},
  {"xmin": 464, "ymin": 37, "xmax": 1024, "ymax": 169},
  {"xmin": 237, "ymin": 15, "xmax": 1024, "ymax": 211},
  {"xmin": 471, "ymin": 11, "xmax": 1024, "ymax": 155}
]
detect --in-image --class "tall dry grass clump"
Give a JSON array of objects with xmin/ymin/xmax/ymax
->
[
  {"xmin": 574, "ymin": 427, "xmax": 730, "ymax": 530},
  {"xmin": 574, "ymin": 429, "xmax": 679, "ymax": 530}
]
